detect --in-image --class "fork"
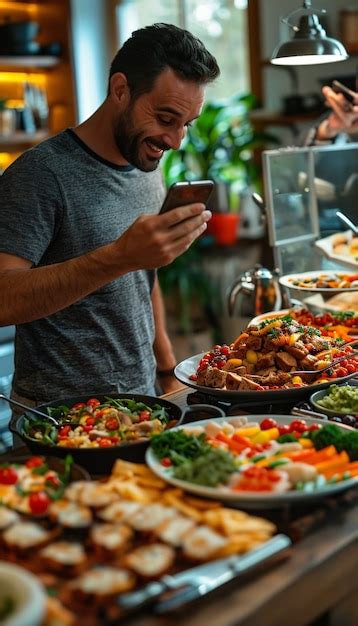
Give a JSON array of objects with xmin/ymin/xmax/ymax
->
[{"xmin": 285, "ymin": 350, "xmax": 358, "ymax": 377}]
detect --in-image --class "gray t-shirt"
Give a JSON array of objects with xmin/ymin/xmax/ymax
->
[{"xmin": 0, "ymin": 129, "xmax": 165, "ymax": 402}]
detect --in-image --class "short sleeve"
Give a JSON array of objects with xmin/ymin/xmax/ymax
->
[{"xmin": 0, "ymin": 152, "xmax": 63, "ymax": 265}]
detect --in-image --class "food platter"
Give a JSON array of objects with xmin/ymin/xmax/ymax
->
[
  {"xmin": 174, "ymin": 352, "xmax": 358, "ymax": 401},
  {"xmin": 315, "ymin": 230, "xmax": 358, "ymax": 271},
  {"xmin": 279, "ymin": 270, "xmax": 358, "ymax": 294},
  {"xmin": 146, "ymin": 415, "xmax": 357, "ymax": 509}
]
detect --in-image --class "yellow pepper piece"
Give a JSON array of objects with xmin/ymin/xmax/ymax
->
[
  {"xmin": 299, "ymin": 438, "xmax": 314, "ymax": 448},
  {"xmin": 246, "ymin": 349, "xmax": 258, "ymax": 364},
  {"xmin": 235, "ymin": 426, "xmax": 261, "ymax": 438},
  {"xmin": 251, "ymin": 431, "xmax": 271, "ymax": 444},
  {"xmin": 291, "ymin": 376, "xmax": 303, "ymax": 384},
  {"xmin": 289, "ymin": 332, "xmax": 301, "ymax": 346},
  {"xmin": 257, "ymin": 320, "xmax": 282, "ymax": 335},
  {"xmin": 223, "ymin": 358, "xmax": 243, "ymax": 371}
]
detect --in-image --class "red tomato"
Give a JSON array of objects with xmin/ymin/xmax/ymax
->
[
  {"xmin": 72, "ymin": 402, "xmax": 86, "ymax": 410},
  {"xmin": 105, "ymin": 418, "xmax": 119, "ymax": 431},
  {"xmin": 220, "ymin": 345, "xmax": 230, "ymax": 355},
  {"xmin": 308, "ymin": 424, "xmax": 322, "ymax": 431},
  {"xmin": 139, "ymin": 410, "xmax": 151, "ymax": 422},
  {"xmin": 0, "ymin": 467, "xmax": 18, "ymax": 485},
  {"xmin": 45, "ymin": 474, "xmax": 61, "ymax": 488},
  {"xmin": 289, "ymin": 420, "xmax": 307, "ymax": 433},
  {"xmin": 278, "ymin": 424, "xmax": 291, "ymax": 436},
  {"xmin": 335, "ymin": 367, "xmax": 348, "ymax": 378},
  {"xmin": 86, "ymin": 398, "xmax": 101, "ymax": 408},
  {"xmin": 29, "ymin": 492, "xmax": 51, "ymax": 515},
  {"xmin": 260, "ymin": 418, "xmax": 278, "ymax": 430},
  {"xmin": 25, "ymin": 456, "xmax": 44, "ymax": 469},
  {"xmin": 85, "ymin": 417, "xmax": 96, "ymax": 426},
  {"xmin": 98, "ymin": 437, "xmax": 114, "ymax": 447},
  {"xmin": 58, "ymin": 425, "xmax": 71, "ymax": 438},
  {"xmin": 83, "ymin": 424, "xmax": 93, "ymax": 433},
  {"xmin": 161, "ymin": 457, "xmax": 172, "ymax": 467}
]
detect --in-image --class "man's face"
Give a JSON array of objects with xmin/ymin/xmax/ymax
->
[{"xmin": 113, "ymin": 67, "xmax": 205, "ymax": 172}]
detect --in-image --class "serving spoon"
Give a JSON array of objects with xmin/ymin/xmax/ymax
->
[
  {"xmin": 0, "ymin": 393, "xmax": 60, "ymax": 426},
  {"xmin": 335, "ymin": 210, "xmax": 358, "ymax": 235}
]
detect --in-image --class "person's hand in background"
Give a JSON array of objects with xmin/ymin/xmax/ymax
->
[{"xmin": 316, "ymin": 85, "xmax": 358, "ymax": 141}]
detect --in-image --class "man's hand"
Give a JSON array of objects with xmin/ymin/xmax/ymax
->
[
  {"xmin": 317, "ymin": 86, "xmax": 358, "ymax": 140},
  {"xmin": 112, "ymin": 203, "xmax": 211, "ymax": 272}
]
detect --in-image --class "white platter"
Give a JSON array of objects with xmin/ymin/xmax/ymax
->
[
  {"xmin": 146, "ymin": 415, "xmax": 357, "ymax": 509},
  {"xmin": 279, "ymin": 270, "xmax": 358, "ymax": 294},
  {"xmin": 315, "ymin": 230, "xmax": 358, "ymax": 271}
]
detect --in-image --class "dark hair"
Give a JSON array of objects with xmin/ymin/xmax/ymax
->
[{"xmin": 107, "ymin": 23, "xmax": 220, "ymax": 98}]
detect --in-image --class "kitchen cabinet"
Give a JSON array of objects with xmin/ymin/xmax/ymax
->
[{"xmin": 0, "ymin": 0, "xmax": 76, "ymax": 170}]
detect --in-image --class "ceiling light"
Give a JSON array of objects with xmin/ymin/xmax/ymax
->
[{"xmin": 271, "ymin": 0, "xmax": 348, "ymax": 66}]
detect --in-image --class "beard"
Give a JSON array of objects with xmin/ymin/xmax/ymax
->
[{"xmin": 113, "ymin": 107, "xmax": 167, "ymax": 172}]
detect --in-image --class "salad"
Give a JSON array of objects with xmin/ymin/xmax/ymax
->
[
  {"xmin": 23, "ymin": 397, "xmax": 173, "ymax": 449},
  {"xmin": 150, "ymin": 417, "xmax": 358, "ymax": 494}
]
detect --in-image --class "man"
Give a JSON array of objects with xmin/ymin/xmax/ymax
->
[{"xmin": 0, "ymin": 23, "xmax": 220, "ymax": 411}]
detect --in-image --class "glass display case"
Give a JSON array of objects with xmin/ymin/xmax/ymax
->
[{"xmin": 262, "ymin": 143, "xmax": 358, "ymax": 274}]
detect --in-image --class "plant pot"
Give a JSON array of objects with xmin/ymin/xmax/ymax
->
[{"xmin": 207, "ymin": 212, "xmax": 240, "ymax": 246}]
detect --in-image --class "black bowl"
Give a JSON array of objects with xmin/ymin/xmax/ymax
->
[{"xmin": 9, "ymin": 393, "xmax": 224, "ymax": 475}]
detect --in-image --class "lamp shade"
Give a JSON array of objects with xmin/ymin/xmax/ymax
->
[{"xmin": 271, "ymin": 13, "xmax": 349, "ymax": 65}]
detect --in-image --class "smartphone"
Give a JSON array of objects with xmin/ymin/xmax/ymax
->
[
  {"xmin": 332, "ymin": 80, "xmax": 356, "ymax": 105},
  {"xmin": 159, "ymin": 180, "xmax": 214, "ymax": 214}
]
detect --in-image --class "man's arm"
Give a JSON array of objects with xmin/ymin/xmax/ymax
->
[
  {"xmin": 0, "ymin": 204, "xmax": 211, "ymax": 326},
  {"xmin": 151, "ymin": 276, "xmax": 184, "ymax": 394}
]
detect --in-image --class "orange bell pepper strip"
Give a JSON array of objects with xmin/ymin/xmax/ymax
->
[
  {"xmin": 215, "ymin": 432, "xmax": 251, "ymax": 454},
  {"xmin": 294, "ymin": 445, "xmax": 337, "ymax": 465},
  {"xmin": 315, "ymin": 451, "xmax": 349, "ymax": 473}
]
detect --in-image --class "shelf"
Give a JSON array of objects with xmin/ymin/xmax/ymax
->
[
  {"xmin": 250, "ymin": 109, "xmax": 318, "ymax": 126},
  {"xmin": 0, "ymin": 56, "xmax": 60, "ymax": 69},
  {"xmin": 0, "ymin": 130, "xmax": 49, "ymax": 151}
]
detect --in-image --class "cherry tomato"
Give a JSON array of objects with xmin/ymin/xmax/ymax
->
[
  {"xmin": 86, "ymin": 398, "xmax": 101, "ymax": 408},
  {"xmin": 83, "ymin": 424, "xmax": 93, "ymax": 433},
  {"xmin": 220, "ymin": 345, "xmax": 230, "ymax": 355},
  {"xmin": 72, "ymin": 402, "xmax": 86, "ymax": 410},
  {"xmin": 289, "ymin": 419, "xmax": 307, "ymax": 433},
  {"xmin": 139, "ymin": 410, "xmax": 151, "ymax": 422},
  {"xmin": 278, "ymin": 424, "xmax": 290, "ymax": 436},
  {"xmin": 85, "ymin": 417, "xmax": 96, "ymax": 426},
  {"xmin": 58, "ymin": 425, "xmax": 71, "ymax": 438},
  {"xmin": 0, "ymin": 467, "xmax": 18, "ymax": 485},
  {"xmin": 308, "ymin": 423, "xmax": 322, "ymax": 431},
  {"xmin": 29, "ymin": 492, "xmax": 51, "ymax": 515},
  {"xmin": 25, "ymin": 456, "xmax": 44, "ymax": 469},
  {"xmin": 161, "ymin": 457, "xmax": 172, "ymax": 467},
  {"xmin": 335, "ymin": 367, "xmax": 348, "ymax": 378},
  {"xmin": 98, "ymin": 437, "xmax": 114, "ymax": 447},
  {"xmin": 105, "ymin": 418, "xmax": 119, "ymax": 431},
  {"xmin": 260, "ymin": 418, "xmax": 278, "ymax": 430},
  {"xmin": 45, "ymin": 474, "xmax": 61, "ymax": 488}
]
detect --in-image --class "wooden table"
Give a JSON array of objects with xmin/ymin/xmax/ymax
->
[{"xmin": 3, "ymin": 386, "xmax": 358, "ymax": 626}]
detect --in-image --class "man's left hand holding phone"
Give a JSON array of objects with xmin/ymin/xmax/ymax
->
[{"xmin": 318, "ymin": 83, "xmax": 358, "ymax": 140}]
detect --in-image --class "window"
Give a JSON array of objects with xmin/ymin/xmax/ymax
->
[{"xmin": 116, "ymin": 0, "xmax": 250, "ymax": 98}]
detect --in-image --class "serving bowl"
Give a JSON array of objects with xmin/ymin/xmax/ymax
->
[
  {"xmin": 310, "ymin": 385, "xmax": 358, "ymax": 426},
  {"xmin": 0, "ymin": 561, "xmax": 46, "ymax": 626},
  {"xmin": 9, "ymin": 393, "xmax": 224, "ymax": 474}
]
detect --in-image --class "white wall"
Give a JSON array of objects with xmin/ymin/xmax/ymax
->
[{"xmin": 70, "ymin": 0, "xmax": 116, "ymax": 122}]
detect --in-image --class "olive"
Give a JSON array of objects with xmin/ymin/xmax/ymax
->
[
  {"xmin": 342, "ymin": 415, "xmax": 357, "ymax": 427},
  {"xmin": 330, "ymin": 416, "xmax": 343, "ymax": 423}
]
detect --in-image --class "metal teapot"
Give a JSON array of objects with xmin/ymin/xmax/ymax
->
[{"xmin": 228, "ymin": 265, "xmax": 284, "ymax": 319}]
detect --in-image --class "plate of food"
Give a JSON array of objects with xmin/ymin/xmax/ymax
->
[
  {"xmin": 279, "ymin": 270, "xmax": 358, "ymax": 293},
  {"xmin": 315, "ymin": 230, "xmax": 358, "ymax": 270},
  {"xmin": 174, "ymin": 316, "xmax": 358, "ymax": 400},
  {"xmin": 146, "ymin": 414, "xmax": 358, "ymax": 508}
]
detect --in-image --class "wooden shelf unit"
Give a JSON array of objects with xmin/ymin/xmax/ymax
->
[{"xmin": 0, "ymin": 0, "xmax": 76, "ymax": 166}]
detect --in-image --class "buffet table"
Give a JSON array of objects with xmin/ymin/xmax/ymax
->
[
  {"xmin": 122, "ymin": 386, "xmax": 357, "ymax": 626},
  {"xmin": 2, "ymin": 385, "xmax": 357, "ymax": 626}
]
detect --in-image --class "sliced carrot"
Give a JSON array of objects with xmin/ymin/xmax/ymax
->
[
  {"xmin": 315, "ymin": 451, "xmax": 349, "ymax": 473},
  {"xmin": 295, "ymin": 445, "xmax": 337, "ymax": 465},
  {"xmin": 323, "ymin": 466, "xmax": 358, "ymax": 480},
  {"xmin": 215, "ymin": 432, "xmax": 248, "ymax": 454}
]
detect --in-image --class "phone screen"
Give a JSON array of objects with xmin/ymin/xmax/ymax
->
[
  {"xmin": 159, "ymin": 181, "xmax": 214, "ymax": 214},
  {"xmin": 332, "ymin": 80, "xmax": 355, "ymax": 104}
]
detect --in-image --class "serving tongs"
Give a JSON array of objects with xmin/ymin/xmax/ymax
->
[
  {"xmin": 0, "ymin": 393, "xmax": 60, "ymax": 426},
  {"xmin": 116, "ymin": 534, "xmax": 291, "ymax": 616}
]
